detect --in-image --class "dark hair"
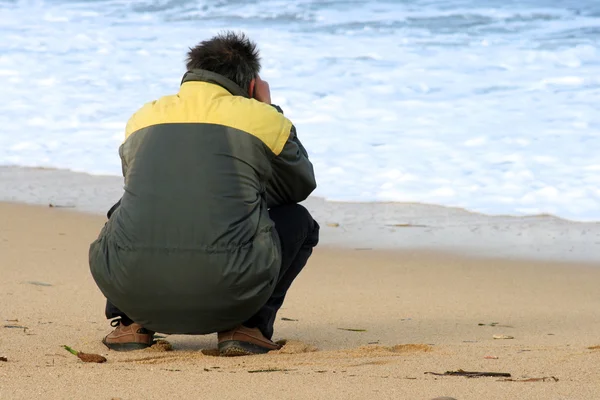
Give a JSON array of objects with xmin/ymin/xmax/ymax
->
[{"xmin": 186, "ymin": 31, "xmax": 261, "ymax": 92}]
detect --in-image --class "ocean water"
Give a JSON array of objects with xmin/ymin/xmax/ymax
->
[{"xmin": 1, "ymin": 0, "xmax": 599, "ymax": 221}]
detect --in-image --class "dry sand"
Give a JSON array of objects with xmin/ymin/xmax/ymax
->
[{"xmin": 1, "ymin": 202, "xmax": 600, "ymax": 399}]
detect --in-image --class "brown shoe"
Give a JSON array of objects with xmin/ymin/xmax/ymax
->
[
  {"xmin": 102, "ymin": 319, "xmax": 154, "ymax": 352},
  {"xmin": 218, "ymin": 326, "xmax": 281, "ymax": 356}
]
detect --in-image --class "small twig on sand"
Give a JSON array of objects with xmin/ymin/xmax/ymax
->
[
  {"xmin": 248, "ymin": 368, "xmax": 293, "ymax": 373},
  {"xmin": 500, "ymin": 376, "xmax": 559, "ymax": 382},
  {"xmin": 26, "ymin": 281, "xmax": 53, "ymax": 287},
  {"xmin": 63, "ymin": 345, "xmax": 107, "ymax": 363},
  {"xmin": 425, "ymin": 369, "xmax": 511, "ymax": 378},
  {"xmin": 385, "ymin": 223, "xmax": 429, "ymax": 228},
  {"xmin": 49, "ymin": 203, "xmax": 75, "ymax": 208},
  {"xmin": 479, "ymin": 322, "xmax": 514, "ymax": 328}
]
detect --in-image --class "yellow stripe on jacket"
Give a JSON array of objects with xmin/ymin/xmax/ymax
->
[{"xmin": 124, "ymin": 81, "xmax": 292, "ymax": 156}]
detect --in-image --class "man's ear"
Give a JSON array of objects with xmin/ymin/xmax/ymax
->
[{"xmin": 248, "ymin": 78, "xmax": 256, "ymax": 98}]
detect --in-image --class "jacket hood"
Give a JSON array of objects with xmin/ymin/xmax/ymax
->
[{"xmin": 181, "ymin": 69, "xmax": 250, "ymax": 98}]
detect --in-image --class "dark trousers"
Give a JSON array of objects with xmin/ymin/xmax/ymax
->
[{"xmin": 105, "ymin": 203, "xmax": 319, "ymax": 340}]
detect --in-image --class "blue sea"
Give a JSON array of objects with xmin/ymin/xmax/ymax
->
[{"xmin": 1, "ymin": 0, "xmax": 599, "ymax": 220}]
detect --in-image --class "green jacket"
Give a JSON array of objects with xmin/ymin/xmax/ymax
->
[{"xmin": 89, "ymin": 70, "xmax": 316, "ymax": 334}]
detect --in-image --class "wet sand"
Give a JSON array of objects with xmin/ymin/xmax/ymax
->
[{"xmin": 2, "ymin": 166, "xmax": 600, "ymax": 263}]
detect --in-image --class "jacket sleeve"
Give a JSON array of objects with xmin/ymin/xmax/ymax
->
[{"xmin": 266, "ymin": 109, "xmax": 316, "ymax": 207}]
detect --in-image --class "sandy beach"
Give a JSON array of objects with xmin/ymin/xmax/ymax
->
[
  {"xmin": 2, "ymin": 0, "xmax": 600, "ymax": 397},
  {"xmin": 1, "ymin": 200, "xmax": 600, "ymax": 399}
]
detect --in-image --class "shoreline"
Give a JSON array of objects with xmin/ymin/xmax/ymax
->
[
  {"xmin": 2, "ymin": 164, "xmax": 597, "ymax": 223},
  {"xmin": 1, "ymin": 165, "xmax": 599, "ymax": 263}
]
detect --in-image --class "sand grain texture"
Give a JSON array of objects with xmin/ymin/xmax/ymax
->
[{"xmin": 1, "ymin": 203, "xmax": 600, "ymax": 399}]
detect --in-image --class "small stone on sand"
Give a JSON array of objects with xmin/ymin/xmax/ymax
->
[
  {"xmin": 147, "ymin": 340, "xmax": 173, "ymax": 352},
  {"xmin": 275, "ymin": 340, "xmax": 318, "ymax": 354}
]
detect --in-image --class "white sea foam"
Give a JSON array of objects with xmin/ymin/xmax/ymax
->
[{"xmin": 0, "ymin": 0, "xmax": 599, "ymax": 221}]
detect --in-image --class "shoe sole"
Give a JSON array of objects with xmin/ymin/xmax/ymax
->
[
  {"xmin": 218, "ymin": 340, "xmax": 276, "ymax": 357},
  {"xmin": 102, "ymin": 338, "xmax": 152, "ymax": 352}
]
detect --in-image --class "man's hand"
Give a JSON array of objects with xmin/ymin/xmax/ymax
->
[{"xmin": 253, "ymin": 75, "xmax": 271, "ymax": 104}]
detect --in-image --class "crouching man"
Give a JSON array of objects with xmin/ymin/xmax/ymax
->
[{"xmin": 88, "ymin": 31, "xmax": 319, "ymax": 356}]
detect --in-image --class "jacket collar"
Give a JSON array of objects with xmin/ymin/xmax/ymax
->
[{"xmin": 180, "ymin": 69, "xmax": 249, "ymax": 98}]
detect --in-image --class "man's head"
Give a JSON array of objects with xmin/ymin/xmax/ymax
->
[{"xmin": 186, "ymin": 31, "xmax": 261, "ymax": 96}]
